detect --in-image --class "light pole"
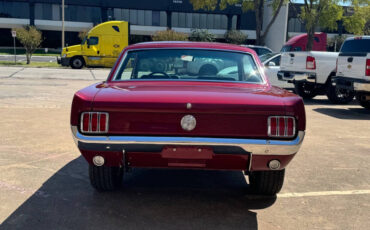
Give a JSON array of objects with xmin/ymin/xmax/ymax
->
[{"xmin": 62, "ymin": 0, "xmax": 65, "ymax": 49}]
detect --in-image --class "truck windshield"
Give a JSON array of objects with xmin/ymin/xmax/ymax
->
[
  {"xmin": 81, "ymin": 37, "xmax": 87, "ymax": 45},
  {"xmin": 113, "ymin": 49, "xmax": 264, "ymax": 84},
  {"xmin": 340, "ymin": 39, "xmax": 370, "ymax": 53}
]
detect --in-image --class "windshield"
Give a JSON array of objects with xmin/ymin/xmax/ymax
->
[
  {"xmin": 81, "ymin": 37, "xmax": 87, "ymax": 45},
  {"xmin": 280, "ymin": 45, "xmax": 292, "ymax": 52},
  {"xmin": 113, "ymin": 49, "xmax": 264, "ymax": 84},
  {"xmin": 259, "ymin": 53, "xmax": 277, "ymax": 63}
]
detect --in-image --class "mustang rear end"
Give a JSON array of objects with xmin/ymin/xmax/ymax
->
[{"xmin": 71, "ymin": 42, "xmax": 306, "ymax": 195}]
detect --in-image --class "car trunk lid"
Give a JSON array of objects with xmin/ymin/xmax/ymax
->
[{"xmin": 91, "ymin": 81, "xmax": 288, "ymax": 138}]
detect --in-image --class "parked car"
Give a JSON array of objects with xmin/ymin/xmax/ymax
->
[
  {"xmin": 332, "ymin": 36, "xmax": 370, "ymax": 109},
  {"xmin": 71, "ymin": 42, "xmax": 306, "ymax": 195},
  {"xmin": 277, "ymin": 51, "xmax": 354, "ymax": 103},
  {"xmin": 260, "ymin": 53, "xmax": 294, "ymax": 89},
  {"xmin": 241, "ymin": 45, "xmax": 273, "ymax": 56}
]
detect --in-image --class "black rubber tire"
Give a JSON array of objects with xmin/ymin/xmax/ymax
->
[
  {"xmin": 294, "ymin": 82, "xmax": 318, "ymax": 99},
  {"xmin": 249, "ymin": 169, "xmax": 285, "ymax": 195},
  {"xmin": 326, "ymin": 84, "xmax": 354, "ymax": 104},
  {"xmin": 70, "ymin": 56, "xmax": 85, "ymax": 69},
  {"xmin": 356, "ymin": 93, "xmax": 370, "ymax": 109},
  {"xmin": 89, "ymin": 165, "xmax": 123, "ymax": 191}
]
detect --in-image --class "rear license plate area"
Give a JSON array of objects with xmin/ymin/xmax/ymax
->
[{"xmin": 161, "ymin": 146, "xmax": 214, "ymax": 160}]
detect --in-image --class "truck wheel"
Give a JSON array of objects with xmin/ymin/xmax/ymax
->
[
  {"xmin": 249, "ymin": 169, "xmax": 285, "ymax": 195},
  {"xmin": 70, "ymin": 56, "xmax": 85, "ymax": 69},
  {"xmin": 89, "ymin": 165, "xmax": 123, "ymax": 191},
  {"xmin": 326, "ymin": 84, "xmax": 354, "ymax": 104},
  {"xmin": 356, "ymin": 93, "xmax": 370, "ymax": 109},
  {"xmin": 294, "ymin": 82, "xmax": 318, "ymax": 99}
]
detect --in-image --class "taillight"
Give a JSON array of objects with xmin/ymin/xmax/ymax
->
[
  {"xmin": 366, "ymin": 59, "xmax": 370, "ymax": 76},
  {"xmin": 268, "ymin": 116, "xmax": 296, "ymax": 138},
  {"xmin": 80, "ymin": 112, "xmax": 109, "ymax": 133},
  {"xmin": 306, "ymin": 56, "xmax": 316, "ymax": 70}
]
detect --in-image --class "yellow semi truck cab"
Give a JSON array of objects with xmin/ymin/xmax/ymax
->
[{"xmin": 58, "ymin": 21, "xmax": 129, "ymax": 69}]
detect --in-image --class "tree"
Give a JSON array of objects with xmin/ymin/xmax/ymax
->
[
  {"xmin": 189, "ymin": 29, "xmax": 216, "ymax": 41},
  {"xmin": 343, "ymin": 0, "xmax": 370, "ymax": 35},
  {"xmin": 189, "ymin": 0, "xmax": 286, "ymax": 45},
  {"xmin": 293, "ymin": 0, "xmax": 343, "ymax": 51},
  {"xmin": 152, "ymin": 30, "xmax": 188, "ymax": 41},
  {"xmin": 224, "ymin": 29, "xmax": 248, "ymax": 44},
  {"xmin": 78, "ymin": 30, "xmax": 89, "ymax": 41},
  {"xmin": 292, "ymin": 0, "xmax": 369, "ymax": 51},
  {"xmin": 15, "ymin": 26, "xmax": 42, "ymax": 64}
]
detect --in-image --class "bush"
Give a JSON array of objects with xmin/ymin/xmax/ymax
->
[
  {"xmin": 189, "ymin": 29, "xmax": 215, "ymax": 42},
  {"xmin": 224, "ymin": 30, "xmax": 247, "ymax": 45},
  {"xmin": 14, "ymin": 26, "xmax": 42, "ymax": 64},
  {"xmin": 152, "ymin": 30, "xmax": 188, "ymax": 41}
]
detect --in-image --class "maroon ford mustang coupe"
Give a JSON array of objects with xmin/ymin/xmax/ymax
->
[{"xmin": 71, "ymin": 42, "xmax": 306, "ymax": 195}]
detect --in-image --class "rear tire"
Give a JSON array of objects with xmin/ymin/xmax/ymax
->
[
  {"xmin": 326, "ymin": 84, "xmax": 354, "ymax": 104},
  {"xmin": 249, "ymin": 169, "xmax": 285, "ymax": 195},
  {"xmin": 70, "ymin": 56, "xmax": 85, "ymax": 69},
  {"xmin": 294, "ymin": 82, "xmax": 318, "ymax": 99},
  {"xmin": 89, "ymin": 165, "xmax": 123, "ymax": 191},
  {"xmin": 356, "ymin": 93, "xmax": 370, "ymax": 109}
]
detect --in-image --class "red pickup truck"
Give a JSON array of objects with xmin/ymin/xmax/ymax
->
[{"xmin": 71, "ymin": 42, "xmax": 306, "ymax": 195}]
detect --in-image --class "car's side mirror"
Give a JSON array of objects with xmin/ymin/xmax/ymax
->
[
  {"xmin": 87, "ymin": 38, "xmax": 90, "ymax": 48},
  {"xmin": 268, "ymin": 61, "xmax": 276, "ymax": 67}
]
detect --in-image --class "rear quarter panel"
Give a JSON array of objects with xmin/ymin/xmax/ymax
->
[{"xmin": 70, "ymin": 83, "xmax": 102, "ymax": 126}]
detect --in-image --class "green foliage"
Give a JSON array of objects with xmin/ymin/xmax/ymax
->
[
  {"xmin": 152, "ymin": 30, "xmax": 188, "ymax": 41},
  {"xmin": 14, "ymin": 26, "xmax": 42, "ymax": 64},
  {"xmin": 224, "ymin": 30, "xmax": 248, "ymax": 44},
  {"xmin": 190, "ymin": 0, "xmax": 287, "ymax": 45},
  {"xmin": 343, "ymin": 1, "xmax": 370, "ymax": 35},
  {"xmin": 299, "ymin": 1, "xmax": 343, "ymax": 33},
  {"xmin": 189, "ymin": 29, "xmax": 216, "ymax": 42}
]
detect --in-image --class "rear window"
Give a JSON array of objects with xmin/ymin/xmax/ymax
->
[
  {"xmin": 340, "ymin": 39, "xmax": 370, "ymax": 53},
  {"xmin": 113, "ymin": 49, "xmax": 264, "ymax": 84}
]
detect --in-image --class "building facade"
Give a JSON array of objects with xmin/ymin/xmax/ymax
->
[
  {"xmin": 0, "ymin": 0, "xmax": 348, "ymax": 51},
  {"xmin": 1, "ymin": 0, "xmax": 267, "ymax": 48}
]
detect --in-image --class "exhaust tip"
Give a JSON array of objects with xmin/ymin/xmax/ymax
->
[
  {"xmin": 268, "ymin": 160, "xmax": 281, "ymax": 170},
  {"xmin": 93, "ymin": 155, "xmax": 105, "ymax": 166}
]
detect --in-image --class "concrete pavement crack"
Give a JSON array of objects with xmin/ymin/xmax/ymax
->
[
  {"xmin": 1, "ymin": 67, "xmax": 25, "ymax": 79},
  {"xmin": 89, "ymin": 69, "xmax": 96, "ymax": 80}
]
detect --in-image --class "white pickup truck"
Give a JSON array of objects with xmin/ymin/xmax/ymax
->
[
  {"xmin": 277, "ymin": 51, "xmax": 354, "ymax": 103},
  {"xmin": 332, "ymin": 36, "xmax": 370, "ymax": 109}
]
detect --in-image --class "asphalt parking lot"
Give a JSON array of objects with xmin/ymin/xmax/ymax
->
[{"xmin": 0, "ymin": 66, "xmax": 369, "ymax": 230}]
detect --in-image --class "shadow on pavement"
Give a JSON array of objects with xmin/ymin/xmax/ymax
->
[
  {"xmin": 303, "ymin": 98, "xmax": 358, "ymax": 106},
  {"xmin": 313, "ymin": 107, "xmax": 370, "ymax": 120},
  {"xmin": 1, "ymin": 157, "xmax": 276, "ymax": 230}
]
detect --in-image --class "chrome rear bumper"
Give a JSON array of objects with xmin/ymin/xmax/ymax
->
[
  {"xmin": 71, "ymin": 126, "xmax": 305, "ymax": 156},
  {"xmin": 332, "ymin": 76, "xmax": 370, "ymax": 92}
]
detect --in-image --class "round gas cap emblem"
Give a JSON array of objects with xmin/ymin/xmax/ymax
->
[{"xmin": 181, "ymin": 115, "xmax": 196, "ymax": 131}]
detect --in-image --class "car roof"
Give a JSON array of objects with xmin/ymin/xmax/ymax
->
[
  {"xmin": 125, "ymin": 41, "xmax": 257, "ymax": 55},
  {"xmin": 345, "ymin": 36, "xmax": 370, "ymax": 41}
]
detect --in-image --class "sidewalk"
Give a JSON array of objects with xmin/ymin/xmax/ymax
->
[
  {"xmin": 0, "ymin": 66, "xmax": 109, "ymax": 81},
  {"xmin": 0, "ymin": 54, "xmax": 57, "ymax": 63}
]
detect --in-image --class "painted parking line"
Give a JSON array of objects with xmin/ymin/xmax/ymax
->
[{"xmin": 278, "ymin": 189, "xmax": 370, "ymax": 198}]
